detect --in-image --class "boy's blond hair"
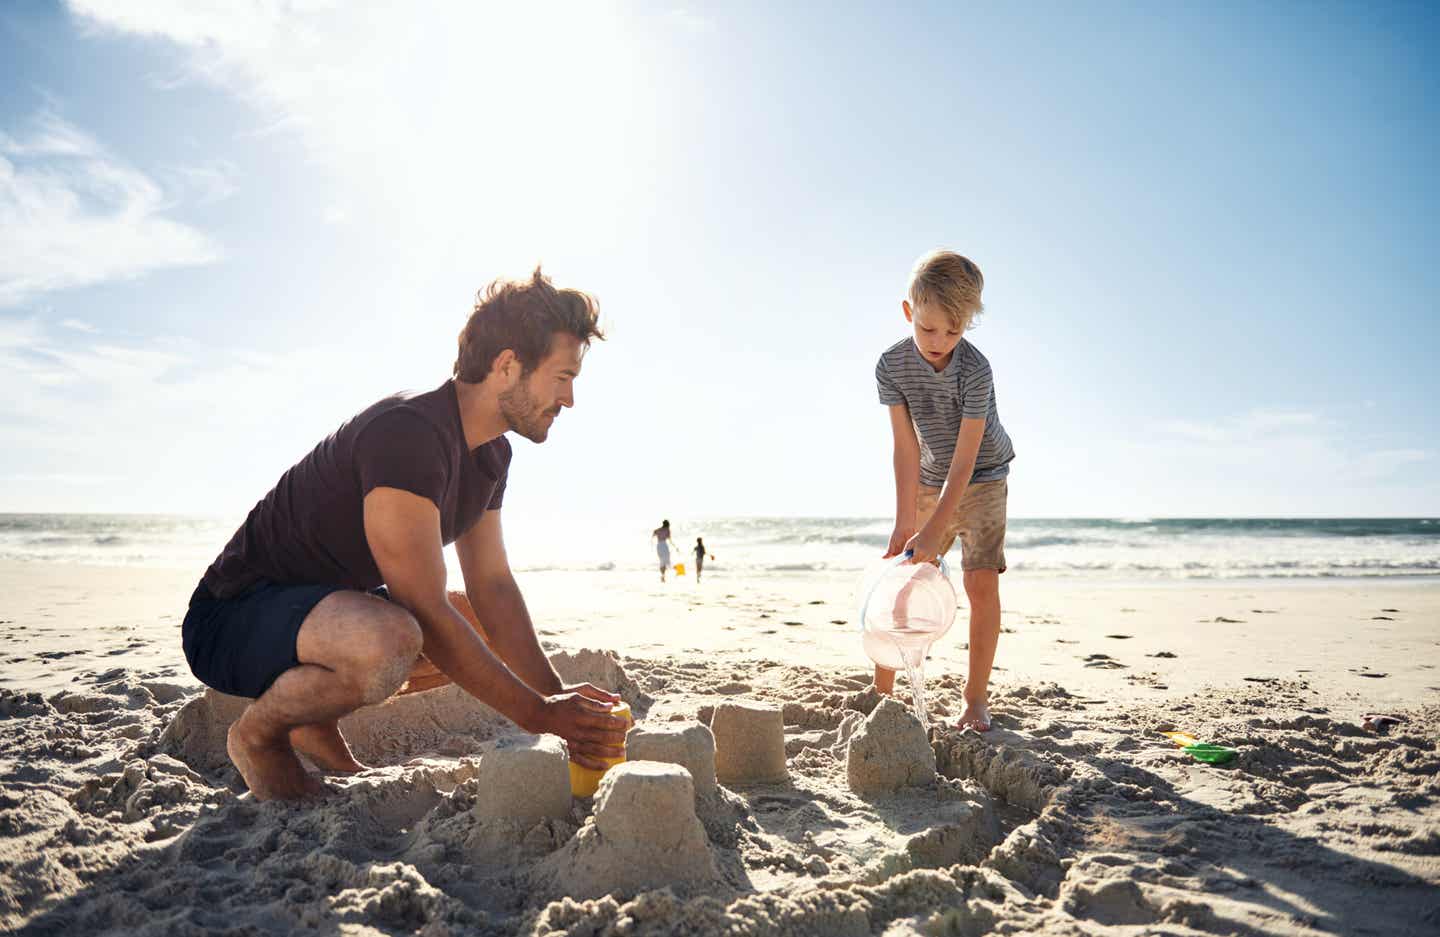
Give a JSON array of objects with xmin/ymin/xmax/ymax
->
[{"xmin": 908, "ymin": 250, "xmax": 984, "ymax": 331}]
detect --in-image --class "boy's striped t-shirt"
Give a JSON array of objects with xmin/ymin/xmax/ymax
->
[{"xmin": 875, "ymin": 336, "xmax": 1015, "ymax": 488}]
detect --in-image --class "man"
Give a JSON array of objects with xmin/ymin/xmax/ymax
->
[{"xmin": 182, "ymin": 267, "xmax": 629, "ymax": 800}]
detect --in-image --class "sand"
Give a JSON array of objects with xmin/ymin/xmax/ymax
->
[{"xmin": 1, "ymin": 561, "xmax": 1438, "ymax": 934}]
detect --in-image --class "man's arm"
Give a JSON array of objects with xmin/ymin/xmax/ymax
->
[
  {"xmin": 907, "ymin": 417, "xmax": 985, "ymax": 564},
  {"xmin": 453, "ymin": 509, "xmax": 564, "ymax": 696},
  {"xmin": 363, "ymin": 488, "xmax": 625, "ymax": 767},
  {"xmin": 885, "ymin": 403, "xmax": 923, "ymax": 558}
]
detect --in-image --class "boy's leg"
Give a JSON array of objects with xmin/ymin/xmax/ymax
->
[
  {"xmin": 227, "ymin": 591, "xmax": 422, "ymax": 800},
  {"xmin": 959, "ymin": 569, "xmax": 1000, "ymax": 730},
  {"xmin": 954, "ymin": 479, "xmax": 1007, "ymax": 731}
]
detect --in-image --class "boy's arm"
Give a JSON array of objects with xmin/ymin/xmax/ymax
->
[
  {"xmin": 907, "ymin": 417, "xmax": 985, "ymax": 564},
  {"xmin": 885, "ymin": 403, "xmax": 922, "ymax": 558}
]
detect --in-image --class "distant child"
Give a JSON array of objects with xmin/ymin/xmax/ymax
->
[
  {"xmin": 873, "ymin": 250, "xmax": 1015, "ymax": 731},
  {"xmin": 652, "ymin": 519, "xmax": 675, "ymax": 582},
  {"xmin": 694, "ymin": 538, "xmax": 714, "ymax": 582}
]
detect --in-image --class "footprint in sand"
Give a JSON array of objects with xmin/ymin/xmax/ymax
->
[
  {"xmin": 807, "ymin": 600, "xmax": 824, "ymax": 606},
  {"xmin": 782, "ymin": 621, "xmax": 804, "ymax": 627},
  {"xmin": 1146, "ymin": 651, "xmax": 1178, "ymax": 659},
  {"xmin": 1371, "ymin": 616, "xmax": 1395, "ymax": 621},
  {"xmin": 829, "ymin": 619, "xmax": 847, "ymax": 625},
  {"xmin": 1243, "ymin": 676, "xmax": 1279, "ymax": 684},
  {"xmin": 1105, "ymin": 634, "xmax": 1133, "ymax": 640},
  {"xmin": 1204, "ymin": 616, "xmax": 1245, "ymax": 624},
  {"xmin": 1380, "ymin": 608, "xmax": 1400, "ymax": 613},
  {"xmin": 1055, "ymin": 639, "xmax": 1078, "ymax": 645},
  {"xmin": 1083, "ymin": 654, "xmax": 1127, "ymax": 669},
  {"xmin": 1354, "ymin": 672, "xmax": 1389, "ymax": 679}
]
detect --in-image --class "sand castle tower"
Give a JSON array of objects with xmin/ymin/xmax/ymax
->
[{"xmin": 533, "ymin": 761, "xmax": 719, "ymax": 898}]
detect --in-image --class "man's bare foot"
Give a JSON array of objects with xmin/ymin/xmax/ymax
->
[
  {"xmin": 290, "ymin": 721, "xmax": 367, "ymax": 774},
  {"xmin": 227, "ymin": 720, "xmax": 328, "ymax": 801},
  {"xmin": 958, "ymin": 700, "xmax": 992, "ymax": 732}
]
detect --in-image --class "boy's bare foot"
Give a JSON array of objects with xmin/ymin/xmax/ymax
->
[
  {"xmin": 957, "ymin": 700, "xmax": 992, "ymax": 732},
  {"xmin": 290, "ymin": 721, "xmax": 367, "ymax": 774},
  {"xmin": 227, "ymin": 720, "xmax": 328, "ymax": 801}
]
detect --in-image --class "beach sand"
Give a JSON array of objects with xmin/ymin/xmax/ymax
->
[{"xmin": 1, "ymin": 559, "xmax": 1437, "ymax": 935}]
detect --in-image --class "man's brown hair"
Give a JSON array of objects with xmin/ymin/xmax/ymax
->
[
  {"xmin": 454, "ymin": 266, "xmax": 604, "ymax": 381},
  {"xmin": 908, "ymin": 250, "xmax": 985, "ymax": 331}
]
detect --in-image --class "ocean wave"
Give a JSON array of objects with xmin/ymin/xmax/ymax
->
[
  {"xmin": 1004, "ymin": 535, "xmax": 1086, "ymax": 549},
  {"xmin": 4, "ymin": 513, "xmax": 1439, "ymax": 580}
]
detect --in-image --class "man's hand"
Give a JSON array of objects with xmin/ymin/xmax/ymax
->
[
  {"xmin": 564, "ymin": 682, "xmax": 620, "ymax": 706},
  {"xmin": 904, "ymin": 524, "xmax": 944, "ymax": 565},
  {"xmin": 884, "ymin": 525, "xmax": 915, "ymax": 559},
  {"xmin": 535, "ymin": 691, "xmax": 629, "ymax": 769}
]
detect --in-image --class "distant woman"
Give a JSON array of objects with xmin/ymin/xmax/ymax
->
[
  {"xmin": 652, "ymin": 519, "xmax": 675, "ymax": 582},
  {"xmin": 694, "ymin": 537, "xmax": 714, "ymax": 583}
]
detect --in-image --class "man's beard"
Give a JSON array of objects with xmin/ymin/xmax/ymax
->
[{"xmin": 498, "ymin": 379, "xmax": 556, "ymax": 443}]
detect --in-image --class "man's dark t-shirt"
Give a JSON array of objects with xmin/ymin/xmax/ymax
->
[{"xmin": 202, "ymin": 380, "xmax": 511, "ymax": 600}]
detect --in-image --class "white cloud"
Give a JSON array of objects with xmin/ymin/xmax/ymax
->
[
  {"xmin": 1130, "ymin": 407, "xmax": 1434, "ymax": 512},
  {"xmin": 663, "ymin": 7, "xmax": 717, "ymax": 36},
  {"xmin": 65, "ymin": 1, "xmax": 660, "ymax": 270},
  {"xmin": 1157, "ymin": 408, "xmax": 1326, "ymax": 444},
  {"xmin": 0, "ymin": 473, "xmax": 120, "ymax": 486},
  {"xmin": 0, "ymin": 315, "xmax": 43, "ymax": 349},
  {"xmin": 59, "ymin": 317, "xmax": 98, "ymax": 332},
  {"xmin": 170, "ymin": 159, "xmax": 239, "ymax": 204},
  {"xmin": 0, "ymin": 111, "xmax": 221, "ymax": 307},
  {"xmin": 0, "ymin": 315, "xmax": 374, "ymax": 513}
]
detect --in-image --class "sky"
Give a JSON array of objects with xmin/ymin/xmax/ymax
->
[{"xmin": 2, "ymin": 0, "xmax": 1438, "ymax": 524}]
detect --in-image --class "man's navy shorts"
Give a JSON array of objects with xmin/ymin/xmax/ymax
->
[{"xmin": 182, "ymin": 580, "xmax": 350, "ymax": 698}]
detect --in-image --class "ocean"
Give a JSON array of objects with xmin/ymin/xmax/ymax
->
[{"xmin": 1, "ymin": 514, "xmax": 1437, "ymax": 581}]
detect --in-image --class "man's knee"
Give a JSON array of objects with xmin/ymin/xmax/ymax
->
[{"xmin": 348, "ymin": 607, "xmax": 423, "ymax": 703}]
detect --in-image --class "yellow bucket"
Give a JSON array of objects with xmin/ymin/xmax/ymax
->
[
  {"xmin": 568, "ymin": 700, "xmax": 633, "ymax": 797},
  {"xmin": 674, "ymin": 563, "xmax": 686, "ymax": 576}
]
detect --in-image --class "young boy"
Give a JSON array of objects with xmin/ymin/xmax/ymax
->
[{"xmin": 874, "ymin": 250, "xmax": 1015, "ymax": 732}]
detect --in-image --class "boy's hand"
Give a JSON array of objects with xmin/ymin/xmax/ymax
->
[
  {"xmin": 904, "ymin": 525, "xmax": 943, "ymax": 565},
  {"xmin": 884, "ymin": 525, "xmax": 914, "ymax": 559}
]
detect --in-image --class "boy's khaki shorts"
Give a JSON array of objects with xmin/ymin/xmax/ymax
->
[{"xmin": 916, "ymin": 478, "xmax": 1007, "ymax": 572}]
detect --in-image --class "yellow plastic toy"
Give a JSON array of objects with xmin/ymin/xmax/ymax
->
[
  {"xmin": 569, "ymin": 701, "xmax": 633, "ymax": 797},
  {"xmin": 674, "ymin": 563, "xmax": 686, "ymax": 576}
]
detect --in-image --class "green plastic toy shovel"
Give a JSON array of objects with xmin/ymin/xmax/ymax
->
[{"xmin": 1161, "ymin": 731, "xmax": 1237, "ymax": 765}]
